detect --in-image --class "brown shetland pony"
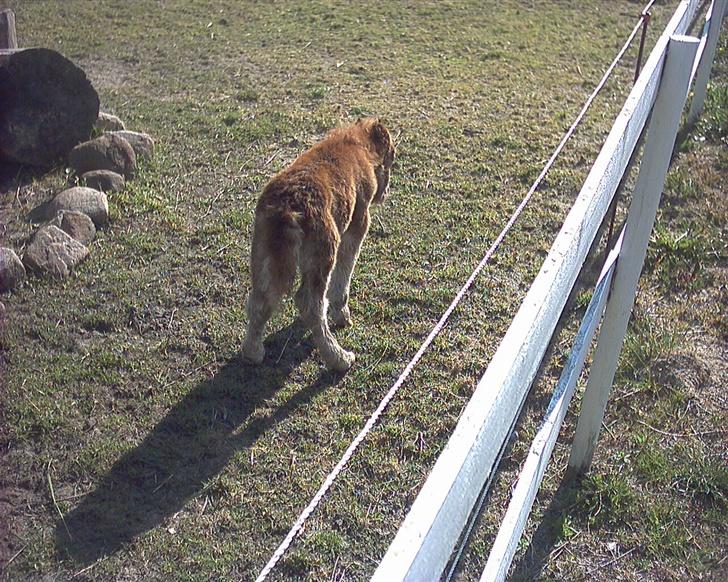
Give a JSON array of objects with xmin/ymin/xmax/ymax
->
[{"xmin": 241, "ymin": 118, "xmax": 395, "ymax": 371}]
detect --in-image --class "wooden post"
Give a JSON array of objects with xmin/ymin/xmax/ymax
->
[
  {"xmin": 687, "ymin": 0, "xmax": 727, "ymax": 125},
  {"xmin": 568, "ymin": 35, "xmax": 700, "ymax": 477},
  {"xmin": 0, "ymin": 9, "xmax": 17, "ymax": 49}
]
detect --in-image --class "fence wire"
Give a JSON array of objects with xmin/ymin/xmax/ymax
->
[{"xmin": 255, "ymin": 4, "xmax": 656, "ymax": 580}]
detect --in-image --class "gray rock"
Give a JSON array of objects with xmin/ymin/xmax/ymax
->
[
  {"xmin": 109, "ymin": 131, "xmax": 155, "ymax": 160},
  {"xmin": 59, "ymin": 211, "xmax": 97, "ymax": 245},
  {"xmin": 47, "ymin": 210, "xmax": 96, "ymax": 245},
  {"xmin": 47, "ymin": 187, "xmax": 109, "ymax": 228},
  {"xmin": 0, "ymin": 247, "xmax": 26, "ymax": 292},
  {"xmin": 95, "ymin": 112, "xmax": 126, "ymax": 132},
  {"xmin": 80, "ymin": 169, "xmax": 125, "ymax": 192},
  {"xmin": 68, "ymin": 134, "xmax": 136, "ymax": 178},
  {"xmin": 22, "ymin": 226, "xmax": 89, "ymax": 278}
]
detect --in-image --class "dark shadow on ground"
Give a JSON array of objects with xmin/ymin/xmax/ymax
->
[
  {"xmin": 0, "ymin": 161, "xmax": 51, "ymax": 196},
  {"xmin": 55, "ymin": 321, "xmax": 341, "ymax": 564},
  {"xmin": 0, "ymin": 161, "xmax": 60, "ymax": 238},
  {"xmin": 509, "ymin": 477, "xmax": 579, "ymax": 581}
]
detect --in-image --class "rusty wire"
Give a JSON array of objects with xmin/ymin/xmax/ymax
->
[{"xmin": 255, "ymin": 3, "xmax": 658, "ymax": 580}]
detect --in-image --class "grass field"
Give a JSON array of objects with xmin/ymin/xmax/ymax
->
[{"xmin": 0, "ymin": 1, "xmax": 725, "ymax": 580}]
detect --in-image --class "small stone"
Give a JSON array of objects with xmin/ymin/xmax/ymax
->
[
  {"xmin": 59, "ymin": 211, "xmax": 96, "ymax": 245},
  {"xmin": 0, "ymin": 247, "xmax": 26, "ymax": 292},
  {"xmin": 47, "ymin": 187, "xmax": 109, "ymax": 228},
  {"xmin": 68, "ymin": 134, "xmax": 137, "ymax": 179},
  {"xmin": 95, "ymin": 112, "xmax": 126, "ymax": 132},
  {"xmin": 22, "ymin": 226, "xmax": 89, "ymax": 278},
  {"xmin": 80, "ymin": 169, "xmax": 125, "ymax": 192},
  {"xmin": 47, "ymin": 211, "xmax": 96, "ymax": 245},
  {"xmin": 109, "ymin": 131, "xmax": 155, "ymax": 160}
]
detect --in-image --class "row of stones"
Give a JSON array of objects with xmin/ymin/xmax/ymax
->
[{"xmin": 0, "ymin": 112, "xmax": 154, "ymax": 292}]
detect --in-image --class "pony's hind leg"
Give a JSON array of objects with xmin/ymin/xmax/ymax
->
[
  {"xmin": 242, "ymin": 221, "xmax": 296, "ymax": 363},
  {"xmin": 295, "ymin": 231, "xmax": 355, "ymax": 372}
]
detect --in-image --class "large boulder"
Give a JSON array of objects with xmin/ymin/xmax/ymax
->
[
  {"xmin": 22, "ymin": 225, "xmax": 89, "ymax": 278},
  {"xmin": 109, "ymin": 130, "xmax": 155, "ymax": 160},
  {"xmin": 46, "ymin": 187, "xmax": 109, "ymax": 228},
  {"xmin": 0, "ymin": 48, "xmax": 99, "ymax": 166},
  {"xmin": 0, "ymin": 247, "xmax": 26, "ymax": 292},
  {"xmin": 68, "ymin": 134, "xmax": 136, "ymax": 178},
  {"xmin": 79, "ymin": 169, "xmax": 125, "ymax": 193}
]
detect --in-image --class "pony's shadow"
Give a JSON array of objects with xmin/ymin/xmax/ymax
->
[{"xmin": 55, "ymin": 322, "xmax": 338, "ymax": 564}]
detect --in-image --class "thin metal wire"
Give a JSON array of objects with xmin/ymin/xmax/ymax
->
[{"xmin": 255, "ymin": 8, "xmax": 650, "ymax": 582}]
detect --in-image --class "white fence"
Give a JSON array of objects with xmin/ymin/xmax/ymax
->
[{"xmin": 373, "ymin": 0, "xmax": 726, "ymax": 580}]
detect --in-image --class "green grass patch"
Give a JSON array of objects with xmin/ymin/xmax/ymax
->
[
  {"xmin": 647, "ymin": 224, "xmax": 711, "ymax": 292},
  {"xmin": 701, "ymin": 84, "xmax": 728, "ymax": 142},
  {"xmin": 573, "ymin": 473, "xmax": 637, "ymax": 528},
  {"xmin": 1, "ymin": 1, "xmax": 725, "ymax": 580},
  {"xmin": 616, "ymin": 314, "xmax": 682, "ymax": 397}
]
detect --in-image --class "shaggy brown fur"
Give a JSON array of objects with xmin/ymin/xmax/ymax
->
[{"xmin": 241, "ymin": 118, "xmax": 396, "ymax": 371}]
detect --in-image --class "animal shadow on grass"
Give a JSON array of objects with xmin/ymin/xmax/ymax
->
[{"xmin": 55, "ymin": 321, "xmax": 341, "ymax": 565}]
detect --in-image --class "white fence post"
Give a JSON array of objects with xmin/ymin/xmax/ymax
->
[
  {"xmin": 568, "ymin": 35, "xmax": 700, "ymax": 476},
  {"xmin": 0, "ymin": 9, "xmax": 17, "ymax": 50},
  {"xmin": 687, "ymin": 0, "xmax": 727, "ymax": 124},
  {"xmin": 372, "ymin": 4, "xmax": 700, "ymax": 579},
  {"xmin": 479, "ymin": 234, "xmax": 622, "ymax": 582}
]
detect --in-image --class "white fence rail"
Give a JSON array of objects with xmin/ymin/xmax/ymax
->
[
  {"xmin": 479, "ymin": 229, "xmax": 622, "ymax": 581},
  {"xmin": 566, "ymin": 33, "xmax": 702, "ymax": 476},
  {"xmin": 373, "ymin": 0, "xmax": 725, "ymax": 579},
  {"xmin": 484, "ymin": 33, "xmax": 700, "ymax": 581}
]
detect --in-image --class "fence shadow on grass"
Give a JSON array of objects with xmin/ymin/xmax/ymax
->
[
  {"xmin": 509, "ymin": 477, "xmax": 580, "ymax": 581},
  {"xmin": 55, "ymin": 321, "xmax": 341, "ymax": 565}
]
